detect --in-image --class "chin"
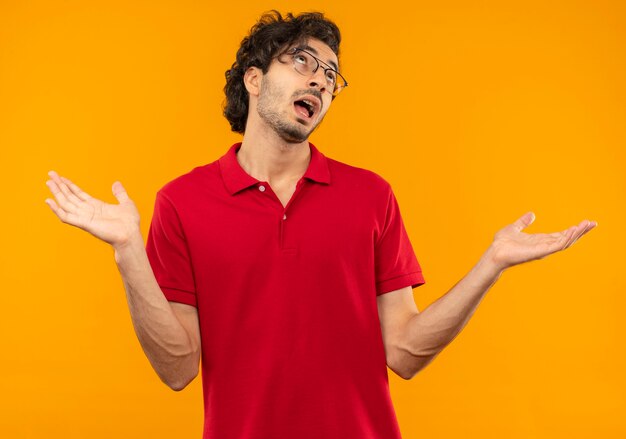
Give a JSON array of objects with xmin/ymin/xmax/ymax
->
[
  {"xmin": 281, "ymin": 132, "xmax": 309, "ymax": 144},
  {"xmin": 277, "ymin": 121, "xmax": 315, "ymax": 143}
]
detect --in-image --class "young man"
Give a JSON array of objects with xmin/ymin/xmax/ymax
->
[{"xmin": 45, "ymin": 11, "xmax": 597, "ymax": 439}]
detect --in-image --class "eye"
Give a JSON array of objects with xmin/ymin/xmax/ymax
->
[
  {"xmin": 325, "ymin": 70, "xmax": 337, "ymax": 85},
  {"xmin": 294, "ymin": 54, "xmax": 308, "ymax": 65}
]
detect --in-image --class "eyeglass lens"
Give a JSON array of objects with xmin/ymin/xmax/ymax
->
[{"xmin": 291, "ymin": 50, "xmax": 346, "ymax": 95}]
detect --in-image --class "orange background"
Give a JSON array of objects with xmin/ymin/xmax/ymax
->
[{"xmin": 1, "ymin": 0, "xmax": 624, "ymax": 437}]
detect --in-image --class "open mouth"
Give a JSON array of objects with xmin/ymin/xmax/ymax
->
[{"xmin": 294, "ymin": 98, "xmax": 318, "ymax": 119}]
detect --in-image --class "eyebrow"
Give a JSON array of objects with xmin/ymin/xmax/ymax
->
[{"xmin": 303, "ymin": 45, "xmax": 339, "ymax": 71}]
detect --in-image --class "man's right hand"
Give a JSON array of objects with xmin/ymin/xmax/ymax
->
[
  {"xmin": 45, "ymin": 170, "xmax": 141, "ymax": 249},
  {"xmin": 45, "ymin": 170, "xmax": 200, "ymax": 390}
]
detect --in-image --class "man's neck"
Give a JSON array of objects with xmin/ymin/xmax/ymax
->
[{"xmin": 237, "ymin": 128, "xmax": 311, "ymax": 187}]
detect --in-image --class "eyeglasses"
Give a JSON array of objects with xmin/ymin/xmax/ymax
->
[{"xmin": 278, "ymin": 47, "xmax": 348, "ymax": 97}]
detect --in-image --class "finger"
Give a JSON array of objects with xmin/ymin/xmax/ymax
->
[
  {"xmin": 564, "ymin": 228, "xmax": 579, "ymax": 249},
  {"xmin": 48, "ymin": 170, "xmax": 70, "ymax": 190},
  {"xmin": 47, "ymin": 171, "xmax": 82, "ymax": 208},
  {"xmin": 45, "ymin": 198, "xmax": 64, "ymax": 220},
  {"xmin": 550, "ymin": 220, "xmax": 595, "ymax": 240},
  {"xmin": 512, "ymin": 211, "xmax": 536, "ymax": 232},
  {"xmin": 581, "ymin": 221, "xmax": 598, "ymax": 236},
  {"xmin": 60, "ymin": 175, "xmax": 92, "ymax": 202},
  {"xmin": 564, "ymin": 220, "xmax": 590, "ymax": 249},
  {"xmin": 548, "ymin": 227, "xmax": 573, "ymax": 240},
  {"xmin": 112, "ymin": 181, "xmax": 130, "ymax": 203},
  {"xmin": 45, "ymin": 198, "xmax": 81, "ymax": 226},
  {"xmin": 549, "ymin": 224, "xmax": 575, "ymax": 251},
  {"xmin": 46, "ymin": 179, "xmax": 78, "ymax": 214},
  {"xmin": 569, "ymin": 220, "xmax": 597, "ymax": 247}
]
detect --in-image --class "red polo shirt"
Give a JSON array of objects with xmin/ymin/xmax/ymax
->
[{"xmin": 146, "ymin": 142, "xmax": 425, "ymax": 439}]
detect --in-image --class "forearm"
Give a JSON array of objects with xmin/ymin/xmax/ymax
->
[
  {"xmin": 402, "ymin": 247, "xmax": 504, "ymax": 377},
  {"xmin": 114, "ymin": 232, "xmax": 199, "ymax": 390}
]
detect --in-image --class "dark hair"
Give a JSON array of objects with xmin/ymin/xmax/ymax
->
[{"xmin": 223, "ymin": 11, "xmax": 341, "ymax": 134}]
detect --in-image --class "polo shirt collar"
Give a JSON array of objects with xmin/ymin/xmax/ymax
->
[{"xmin": 218, "ymin": 142, "xmax": 331, "ymax": 196}]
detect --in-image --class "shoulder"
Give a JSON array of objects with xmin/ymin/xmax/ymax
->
[
  {"xmin": 325, "ymin": 155, "xmax": 393, "ymax": 198},
  {"xmin": 155, "ymin": 160, "xmax": 221, "ymax": 203}
]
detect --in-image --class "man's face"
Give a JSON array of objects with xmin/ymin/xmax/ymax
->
[{"xmin": 255, "ymin": 38, "xmax": 339, "ymax": 143}]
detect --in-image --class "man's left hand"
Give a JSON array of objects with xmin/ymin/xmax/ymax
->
[{"xmin": 487, "ymin": 212, "xmax": 597, "ymax": 272}]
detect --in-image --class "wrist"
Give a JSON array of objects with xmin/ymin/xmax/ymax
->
[
  {"xmin": 480, "ymin": 245, "xmax": 508, "ymax": 277},
  {"xmin": 113, "ymin": 229, "xmax": 144, "ymax": 254},
  {"xmin": 477, "ymin": 246, "xmax": 508, "ymax": 281}
]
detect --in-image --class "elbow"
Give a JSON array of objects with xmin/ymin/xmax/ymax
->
[
  {"xmin": 161, "ymin": 367, "xmax": 199, "ymax": 391},
  {"xmin": 395, "ymin": 364, "xmax": 421, "ymax": 381},
  {"xmin": 394, "ymin": 361, "xmax": 431, "ymax": 381},
  {"xmin": 399, "ymin": 368, "xmax": 417, "ymax": 381},
  {"xmin": 165, "ymin": 375, "xmax": 196, "ymax": 392},
  {"xmin": 387, "ymin": 350, "xmax": 419, "ymax": 381},
  {"xmin": 390, "ymin": 344, "xmax": 437, "ymax": 380},
  {"xmin": 156, "ymin": 351, "xmax": 201, "ymax": 391},
  {"xmin": 165, "ymin": 379, "xmax": 186, "ymax": 391}
]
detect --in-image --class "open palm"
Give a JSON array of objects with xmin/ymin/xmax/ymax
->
[
  {"xmin": 489, "ymin": 212, "xmax": 597, "ymax": 271},
  {"xmin": 45, "ymin": 170, "xmax": 140, "ymax": 248}
]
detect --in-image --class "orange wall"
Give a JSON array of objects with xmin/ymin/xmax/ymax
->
[{"xmin": 1, "ymin": 0, "xmax": 623, "ymax": 437}]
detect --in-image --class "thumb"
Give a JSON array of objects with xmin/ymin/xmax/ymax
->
[
  {"xmin": 112, "ymin": 181, "xmax": 130, "ymax": 203},
  {"xmin": 512, "ymin": 211, "xmax": 535, "ymax": 232}
]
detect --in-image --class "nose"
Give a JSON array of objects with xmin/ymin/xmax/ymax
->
[{"xmin": 307, "ymin": 68, "xmax": 328, "ymax": 94}]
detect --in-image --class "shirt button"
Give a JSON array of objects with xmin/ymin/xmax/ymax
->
[
  {"xmin": 283, "ymin": 214, "xmax": 287, "ymax": 220},
  {"xmin": 258, "ymin": 185, "xmax": 266, "ymax": 192}
]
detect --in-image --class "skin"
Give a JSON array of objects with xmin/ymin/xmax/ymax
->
[
  {"xmin": 236, "ymin": 38, "xmax": 336, "ymax": 206},
  {"xmin": 45, "ymin": 37, "xmax": 598, "ymax": 388},
  {"xmin": 378, "ymin": 212, "xmax": 597, "ymax": 379},
  {"xmin": 256, "ymin": 57, "xmax": 325, "ymax": 143}
]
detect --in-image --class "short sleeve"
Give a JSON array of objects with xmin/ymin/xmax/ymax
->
[
  {"xmin": 374, "ymin": 186, "xmax": 425, "ymax": 295},
  {"xmin": 145, "ymin": 191, "xmax": 197, "ymax": 306}
]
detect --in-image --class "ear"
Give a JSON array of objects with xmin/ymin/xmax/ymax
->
[{"xmin": 243, "ymin": 66, "xmax": 262, "ymax": 97}]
